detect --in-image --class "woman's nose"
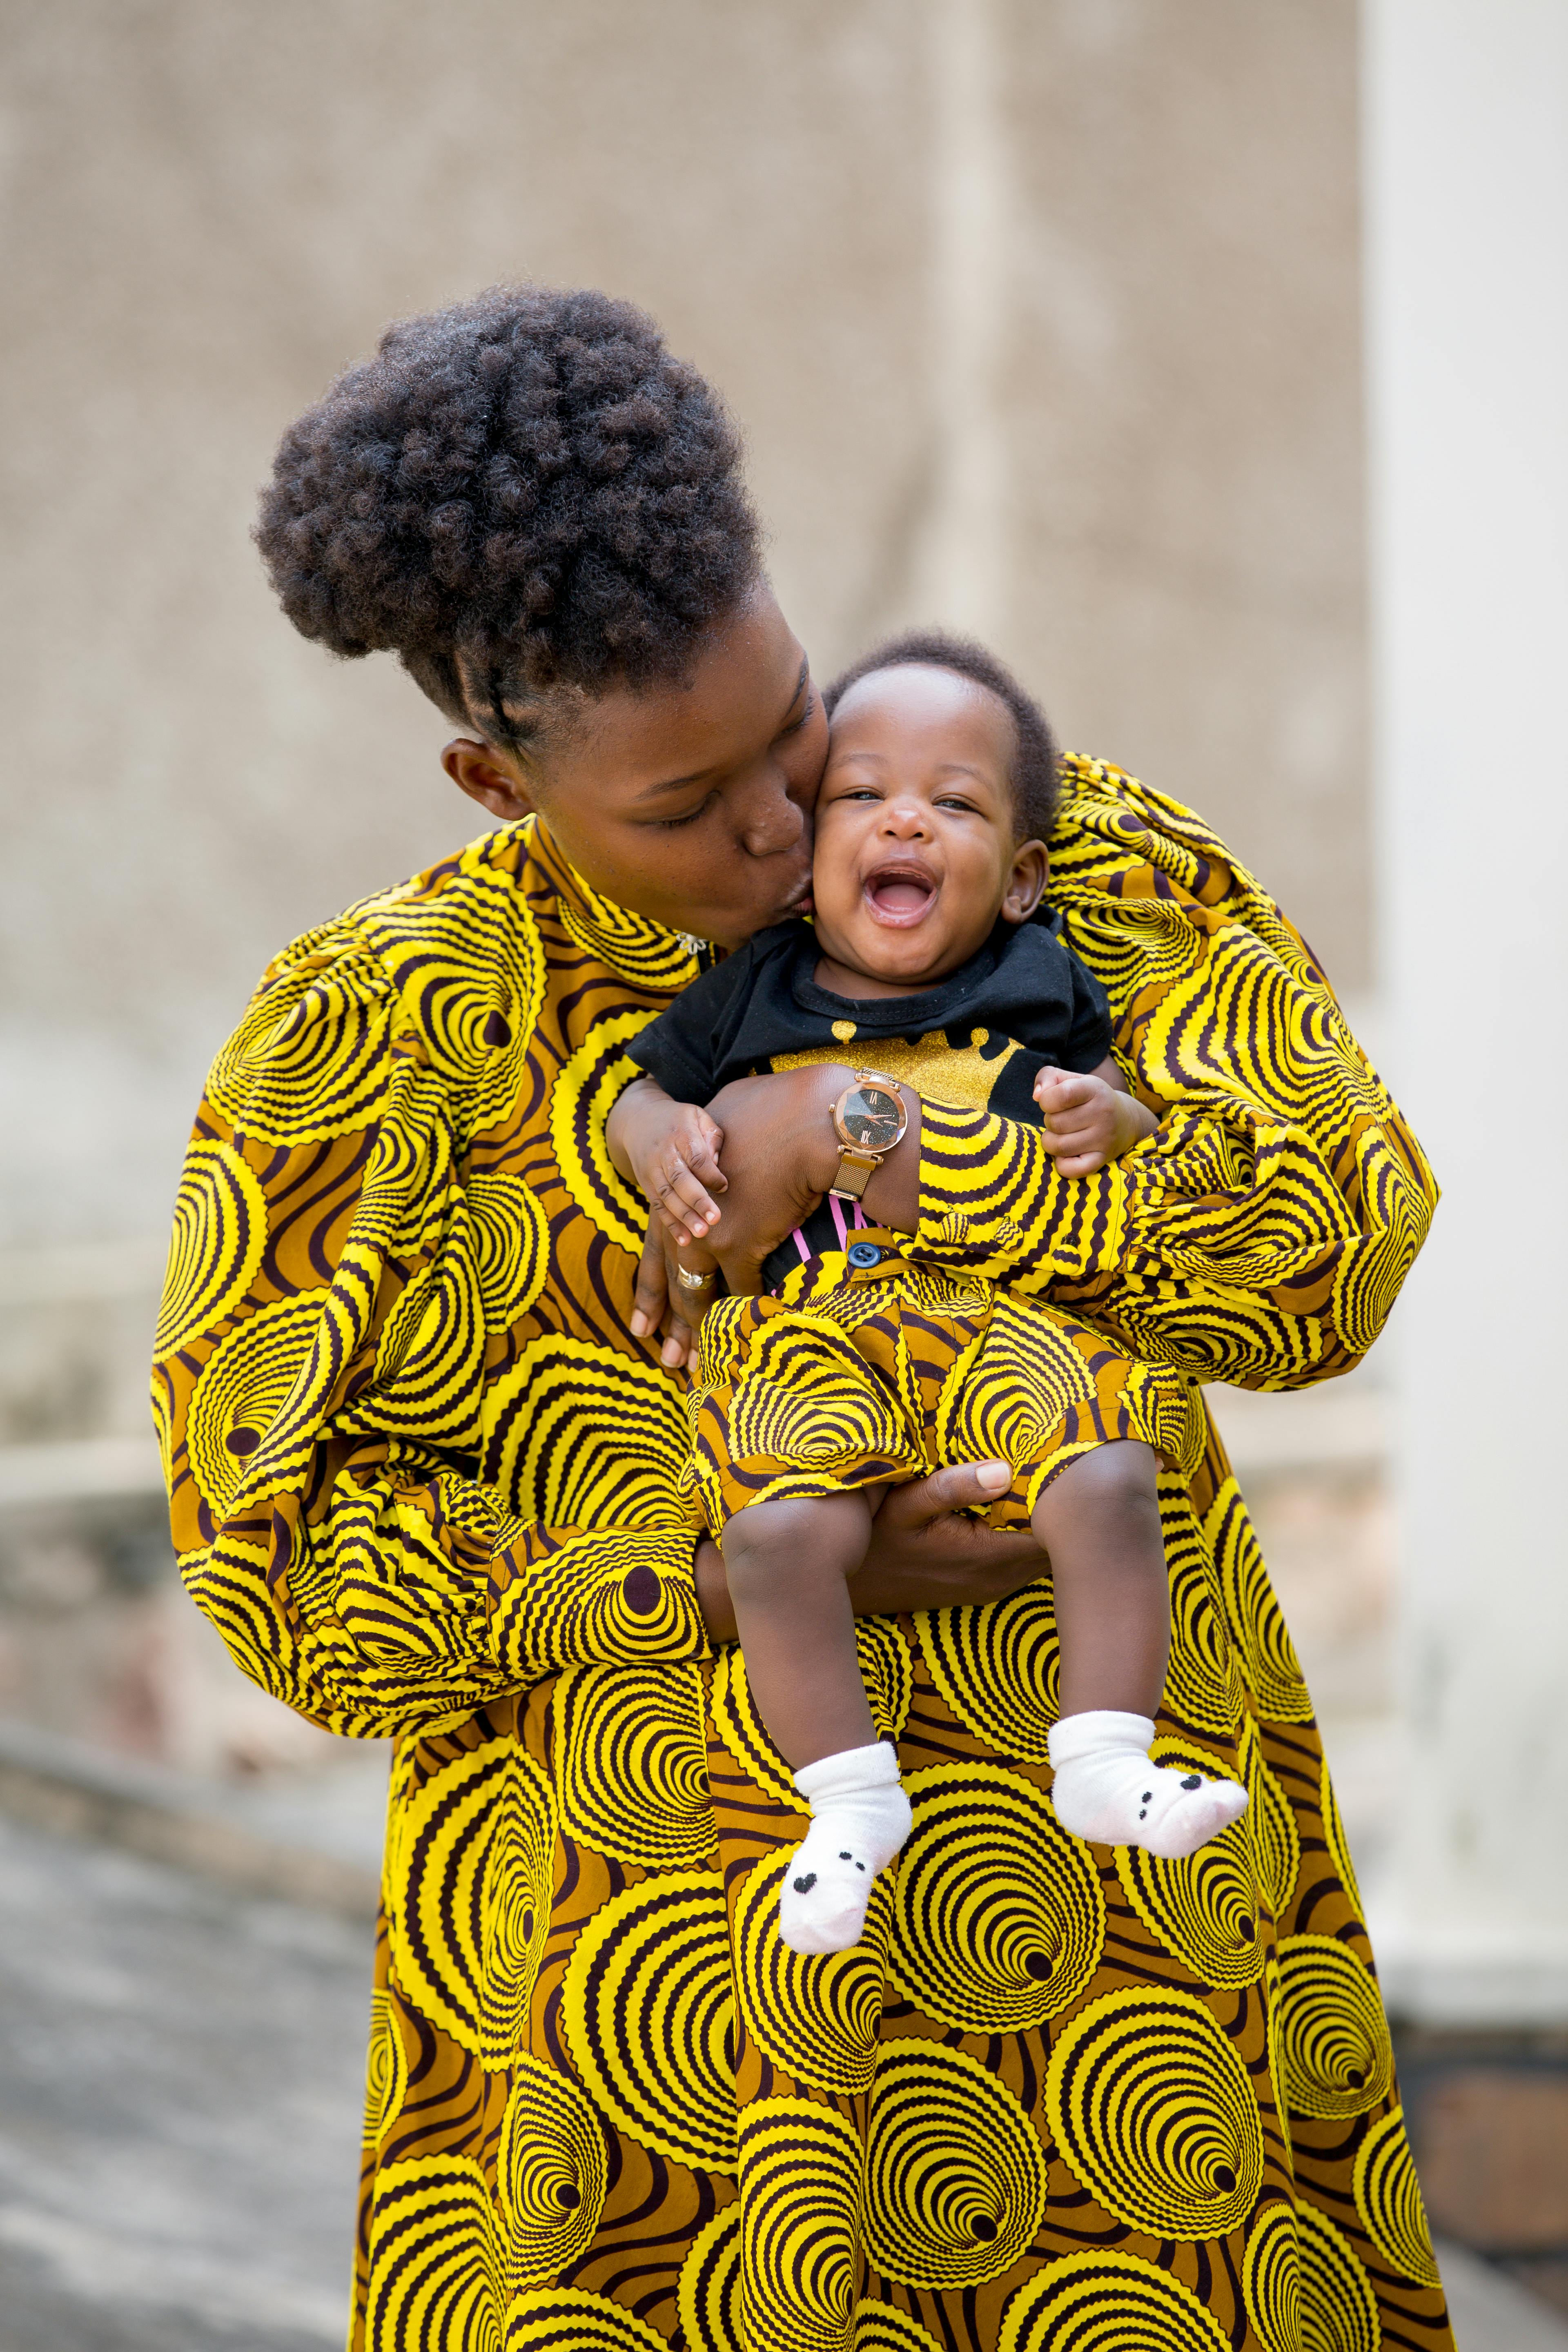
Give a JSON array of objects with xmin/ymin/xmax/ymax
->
[{"xmin": 737, "ymin": 770, "xmax": 807, "ymax": 858}]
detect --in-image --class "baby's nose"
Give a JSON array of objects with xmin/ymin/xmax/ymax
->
[{"xmin": 881, "ymin": 797, "xmax": 931, "ymax": 834}]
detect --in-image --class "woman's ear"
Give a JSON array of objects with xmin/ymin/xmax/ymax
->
[
  {"xmin": 442, "ymin": 737, "xmax": 536, "ymax": 823},
  {"xmin": 1000, "ymin": 839, "xmax": 1049, "ymax": 924}
]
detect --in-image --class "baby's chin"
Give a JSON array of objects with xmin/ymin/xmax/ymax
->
[{"xmin": 813, "ymin": 904, "xmax": 992, "ymax": 990}]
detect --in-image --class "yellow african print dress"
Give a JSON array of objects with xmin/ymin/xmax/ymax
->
[{"xmin": 152, "ymin": 759, "xmax": 1452, "ymax": 2352}]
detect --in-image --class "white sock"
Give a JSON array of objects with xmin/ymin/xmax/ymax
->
[
  {"xmin": 1047, "ymin": 1710, "xmax": 1248, "ymax": 1858},
  {"xmin": 778, "ymin": 1742, "xmax": 912, "ymax": 1956}
]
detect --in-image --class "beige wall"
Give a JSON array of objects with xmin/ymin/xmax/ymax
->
[{"xmin": 0, "ymin": 0, "xmax": 1367, "ymax": 1248}]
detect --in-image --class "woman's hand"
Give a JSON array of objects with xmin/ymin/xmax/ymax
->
[
  {"xmin": 692, "ymin": 1459, "xmax": 1045, "ymax": 1642},
  {"xmin": 702, "ymin": 1066, "xmax": 923, "ymax": 1293},
  {"xmin": 630, "ymin": 1223, "xmax": 708, "ymax": 1369}
]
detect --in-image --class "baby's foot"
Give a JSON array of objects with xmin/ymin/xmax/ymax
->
[
  {"xmin": 778, "ymin": 1742, "xmax": 911, "ymax": 1956},
  {"xmin": 1047, "ymin": 1709, "xmax": 1247, "ymax": 1859}
]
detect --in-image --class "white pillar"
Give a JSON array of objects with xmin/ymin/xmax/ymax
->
[
  {"xmin": 911, "ymin": 0, "xmax": 1011, "ymax": 640},
  {"xmin": 1363, "ymin": 0, "xmax": 1568, "ymax": 2022}
]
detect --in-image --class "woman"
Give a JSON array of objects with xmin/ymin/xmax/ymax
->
[{"xmin": 154, "ymin": 285, "xmax": 1451, "ymax": 2351}]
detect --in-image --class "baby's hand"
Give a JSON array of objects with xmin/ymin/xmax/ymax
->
[
  {"xmin": 606, "ymin": 1077, "xmax": 727, "ymax": 1247},
  {"xmin": 1033, "ymin": 1065, "xmax": 1157, "ymax": 1176}
]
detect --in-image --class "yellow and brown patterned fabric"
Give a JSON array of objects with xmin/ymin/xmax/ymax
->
[
  {"xmin": 686, "ymin": 1243, "xmax": 1205, "ymax": 1530},
  {"xmin": 152, "ymin": 756, "xmax": 1451, "ymax": 2352}
]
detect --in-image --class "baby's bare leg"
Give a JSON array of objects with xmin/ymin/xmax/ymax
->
[
  {"xmin": 721, "ymin": 1492, "xmax": 876, "ymax": 1767},
  {"xmin": 721, "ymin": 1492, "xmax": 910, "ymax": 1955},
  {"xmin": 1032, "ymin": 1441, "xmax": 1247, "ymax": 1857}
]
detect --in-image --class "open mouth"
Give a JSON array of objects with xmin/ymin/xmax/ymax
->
[{"xmin": 862, "ymin": 862, "xmax": 938, "ymax": 925}]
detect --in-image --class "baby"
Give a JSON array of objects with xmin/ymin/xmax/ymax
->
[{"xmin": 608, "ymin": 631, "xmax": 1246, "ymax": 1954}]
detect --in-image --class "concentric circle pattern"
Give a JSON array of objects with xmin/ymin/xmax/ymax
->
[
  {"xmin": 1242, "ymin": 2203, "xmax": 1303, "ymax": 2352},
  {"xmin": 482, "ymin": 1337, "xmax": 690, "ymax": 1528},
  {"xmin": 916, "ymin": 1582, "xmax": 1059, "ymax": 1762},
  {"xmin": 887, "ymin": 1763, "xmax": 1105, "ymax": 2032},
  {"xmin": 733, "ymin": 1855, "xmax": 888, "ymax": 2095},
  {"xmin": 465, "ymin": 1172, "xmax": 552, "ymax": 1329},
  {"xmin": 552, "ymin": 1660, "xmax": 716, "ymax": 1869},
  {"xmin": 707, "ymin": 1644, "xmax": 803, "ymax": 1810},
  {"xmin": 549, "ymin": 1009, "xmax": 662, "ymax": 1254},
  {"xmin": 1276, "ymin": 1938, "xmax": 1392, "ymax": 2120},
  {"xmin": 1161, "ymin": 1492, "xmax": 1245, "ymax": 1737},
  {"xmin": 1207, "ymin": 1477, "xmax": 1315, "ymax": 1722},
  {"xmin": 561, "ymin": 1869, "xmax": 737, "ymax": 2169},
  {"xmin": 501, "ymin": 2286, "xmax": 670, "ymax": 2349},
  {"xmin": 1297, "ymin": 2200, "xmax": 1381, "ymax": 2350},
  {"xmin": 1116, "ymin": 1742, "xmax": 1264, "ymax": 1989},
  {"xmin": 998, "ymin": 2251, "xmax": 1231, "ymax": 2351},
  {"xmin": 186, "ymin": 1293, "xmax": 326, "ymax": 1516},
  {"xmin": 864, "ymin": 2041, "xmax": 1049, "ymax": 2289},
  {"xmin": 155, "ymin": 1139, "xmax": 268, "ymax": 1360},
  {"xmin": 498, "ymin": 2055, "xmax": 608, "ymax": 2285},
  {"xmin": 676, "ymin": 2205, "xmax": 742, "ymax": 2352},
  {"xmin": 1354, "ymin": 2109, "xmax": 1440, "ymax": 2286},
  {"xmin": 363, "ymin": 1986, "xmax": 410, "ymax": 2151},
  {"xmin": 853, "ymin": 2303, "xmax": 945, "ymax": 2352},
  {"xmin": 1045, "ymin": 1989, "xmax": 1265, "ymax": 2240},
  {"xmin": 386, "ymin": 1736, "xmax": 555, "ymax": 2068},
  {"xmin": 858, "ymin": 1617, "xmax": 913, "ymax": 1743},
  {"xmin": 364, "ymin": 2153, "xmax": 502, "ymax": 2352},
  {"xmin": 1320, "ymin": 1750, "xmax": 1365, "ymax": 1917},
  {"xmin": 736, "ymin": 2098, "xmax": 864, "ymax": 2352},
  {"xmin": 1240, "ymin": 1715, "xmax": 1301, "ymax": 1919}
]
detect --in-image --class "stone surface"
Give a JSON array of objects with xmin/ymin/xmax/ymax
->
[{"xmin": 0, "ymin": 1809, "xmax": 369, "ymax": 2350}]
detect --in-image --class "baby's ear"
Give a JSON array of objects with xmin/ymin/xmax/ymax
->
[{"xmin": 1001, "ymin": 839, "xmax": 1049, "ymax": 924}]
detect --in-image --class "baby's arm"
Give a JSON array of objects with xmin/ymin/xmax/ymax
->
[
  {"xmin": 1033, "ymin": 1058, "xmax": 1158, "ymax": 1177},
  {"xmin": 607, "ymin": 1075, "xmax": 728, "ymax": 1247}
]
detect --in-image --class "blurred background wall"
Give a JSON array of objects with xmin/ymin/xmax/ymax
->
[
  {"xmin": 0, "ymin": 0, "xmax": 1368, "ymax": 1251},
  {"xmin": 4, "ymin": 4, "xmax": 1566, "ymax": 2340}
]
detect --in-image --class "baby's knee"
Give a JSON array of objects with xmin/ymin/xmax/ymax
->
[
  {"xmin": 721, "ymin": 1494, "xmax": 867, "ymax": 1594},
  {"xmin": 1045, "ymin": 1439, "xmax": 1161, "ymax": 1530}
]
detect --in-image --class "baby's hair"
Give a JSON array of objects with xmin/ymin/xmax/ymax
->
[
  {"xmin": 822, "ymin": 628, "xmax": 1060, "ymax": 843},
  {"xmin": 255, "ymin": 285, "xmax": 760, "ymax": 756}
]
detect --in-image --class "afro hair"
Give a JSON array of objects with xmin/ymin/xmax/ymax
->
[
  {"xmin": 255, "ymin": 285, "xmax": 761, "ymax": 752},
  {"xmin": 823, "ymin": 628, "xmax": 1061, "ymax": 844}
]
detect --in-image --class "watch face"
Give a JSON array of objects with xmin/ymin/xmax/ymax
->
[{"xmin": 842, "ymin": 1084, "xmax": 904, "ymax": 1152}]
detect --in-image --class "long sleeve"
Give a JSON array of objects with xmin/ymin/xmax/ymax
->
[
  {"xmin": 910, "ymin": 759, "xmax": 1437, "ymax": 1390},
  {"xmin": 152, "ymin": 847, "xmax": 710, "ymax": 1741}
]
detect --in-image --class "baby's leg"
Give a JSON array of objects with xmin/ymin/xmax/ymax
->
[
  {"xmin": 722, "ymin": 1492, "xmax": 911, "ymax": 1956},
  {"xmin": 1032, "ymin": 1442, "xmax": 1247, "ymax": 1858}
]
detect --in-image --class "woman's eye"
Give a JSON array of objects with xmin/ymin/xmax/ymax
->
[
  {"xmin": 780, "ymin": 687, "xmax": 817, "ymax": 737},
  {"xmin": 654, "ymin": 796, "xmax": 713, "ymax": 831}
]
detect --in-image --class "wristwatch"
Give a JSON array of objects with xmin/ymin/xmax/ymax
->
[{"xmin": 829, "ymin": 1069, "xmax": 909, "ymax": 1199}]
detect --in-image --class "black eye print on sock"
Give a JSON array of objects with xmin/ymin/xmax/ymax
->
[
  {"xmin": 840, "ymin": 1851, "xmax": 852, "ymax": 1859},
  {"xmin": 856, "ymin": 1862, "xmax": 866, "ymax": 1871},
  {"xmin": 1142, "ymin": 1792, "xmax": 1152, "ymax": 1802},
  {"xmin": 793, "ymin": 1873, "xmax": 817, "ymax": 1893},
  {"xmin": 1181, "ymin": 1775, "xmax": 1201, "ymax": 1790},
  {"xmin": 1139, "ymin": 1809, "xmax": 1147, "ymax": 1820}
]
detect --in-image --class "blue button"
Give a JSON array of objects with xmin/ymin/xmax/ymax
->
[{"xmin": 847, "ymin": 1241, "xmax": 882, "ymax": 1270}]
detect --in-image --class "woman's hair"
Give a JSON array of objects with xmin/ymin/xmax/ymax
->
[
  {"xmin": 823, "ymin": 628, "xmax": 1061, "ymax": 842},
  {"xmin": 255, "ymin": 285, "xmax": 761, "ymax": 753}
]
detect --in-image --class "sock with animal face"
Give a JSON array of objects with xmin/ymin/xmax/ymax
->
[
  {"xmin": 1047, "ymin": 1710, "xmax": 1248, "ymax": 1856},
  {"xmin": 777, "ymin": 1742, "xmax": 911, "ymax": 1956}
]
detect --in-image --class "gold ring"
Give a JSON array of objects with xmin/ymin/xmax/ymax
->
[{"xmin": 676, "ymin": 1265, "xmax": 713, "ymax": 1291}]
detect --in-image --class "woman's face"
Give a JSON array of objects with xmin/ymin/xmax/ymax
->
[{"xmin": 444, "ymin": 586, "xmax": 824, "ymax": 948}]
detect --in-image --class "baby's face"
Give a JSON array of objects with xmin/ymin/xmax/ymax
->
[{"xmin": 809, "ymin": 665, "xmax": 1045, "ymax": 989}]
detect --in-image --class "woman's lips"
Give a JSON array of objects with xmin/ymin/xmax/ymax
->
[{"xmin": 863, "ymin": 868, "xmax": 937, "ymax": 926}]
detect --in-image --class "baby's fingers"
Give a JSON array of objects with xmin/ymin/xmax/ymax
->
[{"xmin": 654, "ymin": 1155, "xmax": 722, "ymax": 1241}]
